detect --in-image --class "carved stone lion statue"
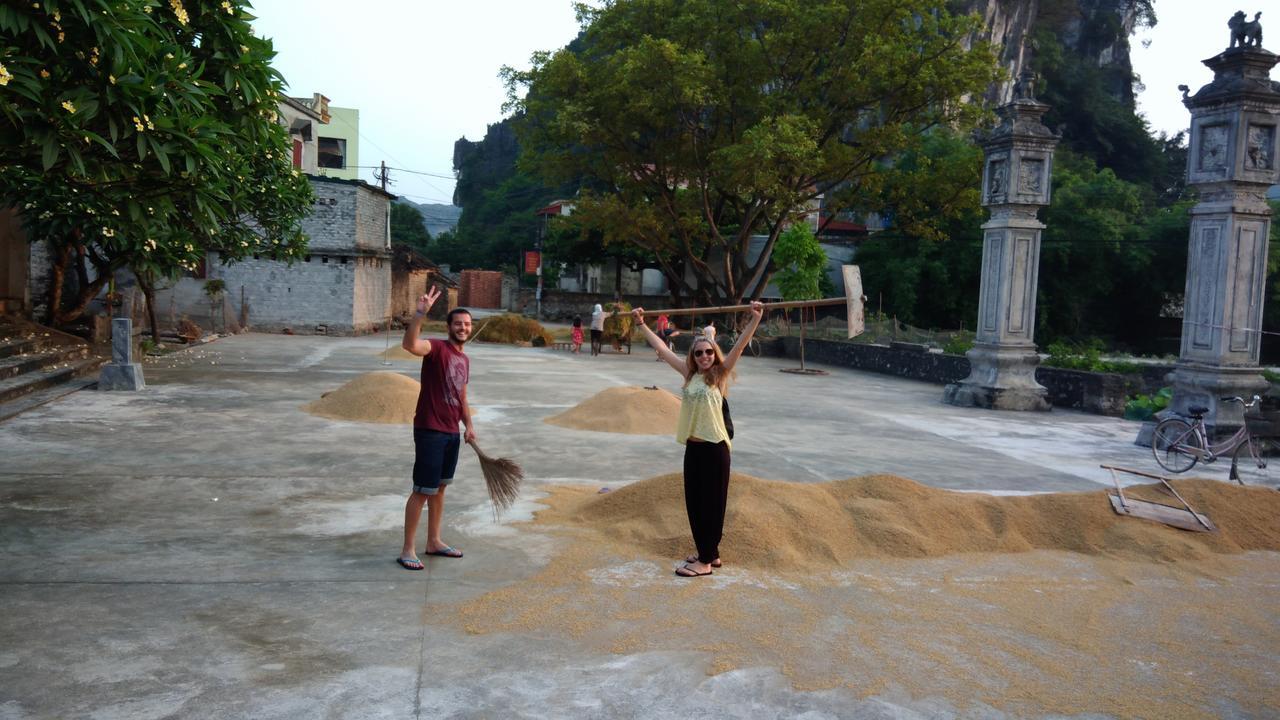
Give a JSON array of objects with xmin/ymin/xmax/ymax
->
[{"xmin": 1229, "ymin": 11, "xmax": 1263, "ymax": 49}]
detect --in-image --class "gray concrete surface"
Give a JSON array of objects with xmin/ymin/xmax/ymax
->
[{"xmin": 0, "ymin": 331, "xmax": 1273, "ymax": 719}]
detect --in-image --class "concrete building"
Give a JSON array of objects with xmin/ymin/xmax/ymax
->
[
  {"xmin": 278, "ymin": 94, "xmax": 325, "ymax": 175},
  {"xmin": 160, "ymin": 175, "xmax": 395, "ymax": 335},
  {"xmin": 316, "ymin": 106, "xmax": 360, "ymax": 181}
]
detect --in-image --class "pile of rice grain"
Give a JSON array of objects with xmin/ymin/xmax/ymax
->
[
  {"xmin": 544, "ymin": 386, "xmax": 681, "ymax": 435},
  {"xmin": 536, "ymin": 472, "xmax": 1280, "ymax": 570},
  {"xmin": 302, "ymin": 371, "xmax": 419, "ymax": 424},
  {"xmin": 377, "ymin": 345, "xmax": 421, "ymax": 361}
]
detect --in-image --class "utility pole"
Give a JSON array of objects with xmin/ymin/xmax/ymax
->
[
  {"xmin": 534, "ymin": 228, "xmax": 544, "ymax": 319},
  {"xmin": 373, "ymin": 161, "xmax": 391, "ymax": 191}
]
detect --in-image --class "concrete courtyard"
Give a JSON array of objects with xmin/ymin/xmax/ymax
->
[{"xmin": 1, "ymin": 331, "xmax": 1276, "ymax": 719}]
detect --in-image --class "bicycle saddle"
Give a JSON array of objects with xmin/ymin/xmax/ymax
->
[{"xmin": 1187, "ymin": 405, "xmax": 1209, "ymax": 417}]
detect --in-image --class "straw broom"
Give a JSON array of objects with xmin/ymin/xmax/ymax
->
[{"xmin": 467, "ymin": 440, "xmax": 523, "ymax": 517}]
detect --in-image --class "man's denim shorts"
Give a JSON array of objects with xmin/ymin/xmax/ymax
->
[{"xmin": 412, "ymin": 428, "xmax": 460, "ymax": 495}]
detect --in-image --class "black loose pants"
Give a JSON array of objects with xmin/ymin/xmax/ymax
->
[{"xmin": 683, "ymin": 440, "xmax": 731, "ymax": 564}]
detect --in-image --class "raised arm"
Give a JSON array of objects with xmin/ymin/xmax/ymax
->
[
  {"xmin": 721, "ymin": 302, "xmax": 764, "ymax": 372},
  {"xmin": 402, "ymin": 286, "xmax": 441, "ymax": 357},
  {"xmin": 632, "ymin": 307, "xmax": 686, "ymax": 375}
]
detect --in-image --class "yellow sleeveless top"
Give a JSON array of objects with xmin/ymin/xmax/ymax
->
[{"xmin": 676, "ymin": 374, "xmax": 731, "ymax": 449}]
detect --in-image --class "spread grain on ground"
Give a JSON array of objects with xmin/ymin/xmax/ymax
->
[
  {"xmin": 449, "ymin": 473, "xmax": 1280, "ymax": 718},
  {"xmin": 540, "ymin": 472, "xmax": 1280, "ymax": 569},
  {"xmin": 302, "ymin": 371, "xmax": 419, "ymax": 424},
  {"xmin": 544, "ymin": 385, "xmax": 681, "ymax": 435}
]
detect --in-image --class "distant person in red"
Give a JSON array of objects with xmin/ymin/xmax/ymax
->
[
  {"xmin": 571, "ymin": 315, "xmax": 584, "ymax": 354},
  {"xmin": 396, "ymin": 286, "xmax": 475, "ymax": 570},
  {"xmin": 654, "ymin": 314, "xmax": 680, "ymax": 360}
]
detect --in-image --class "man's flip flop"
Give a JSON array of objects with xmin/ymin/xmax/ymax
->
[
  {"xmin": 396, "ymin": 557, "xmax": 425, "ymax": 571},
  {"xmin": 686, "ymin": 556, "xmax": 722, "ymax": 568},
  {"xmin": 424, "ymin": 546, "xmax": 463, "ymax": 558},
  {"xmin": 675, "ymin": 564, "xmax": 713, "ymax": 578}
]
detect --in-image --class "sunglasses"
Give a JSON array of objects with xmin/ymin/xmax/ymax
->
[{"xmin": 692, "ymin": 349, "xmax": 716, "ymax": 358}]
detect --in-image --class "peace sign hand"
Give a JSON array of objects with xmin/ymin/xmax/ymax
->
[{"xmin": 417, "ymin": 286, "xmax": 442, "ymax": 316}]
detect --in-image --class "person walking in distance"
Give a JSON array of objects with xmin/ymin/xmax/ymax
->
[
  {"xmin": 589, "ymin": 303, "xmax": 606, "ymax": 356},
  {"xmin": 396, "ymin": 287, "xmax": 475, "ymax": 570},
  {"xmin": 632, "ymin": 301, "xmax": 764, "ymax": 577},
  {"xmin": 654, "ymin": 313, "xmax": 680, "ymax": 360},
  {"xmin": 571, "ymin": 315, "xmax": 584, "ymax": 354}
]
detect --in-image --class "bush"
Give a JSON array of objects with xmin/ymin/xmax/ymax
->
[
  {"xmin": 942, "ymin": 333, "xmax": 974, "ymax": 355},
  {"xmin": 1043, "ymin": 339, "xmax": 1141, "ymax": 374},
  {"xmin": 1124, "ymin": 386, "xmax": 1171, "ymax": 421}
]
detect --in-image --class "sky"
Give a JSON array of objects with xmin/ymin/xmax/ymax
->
[
  {"xmin": 249, "ymin": 0, "xmax": 1240, "ymax": 209},
  {"xmin": 249, "ymin": 0, "xmax": 584, "ymax": 207},
  {"xmin": 1130, "ymin": 1, "xmax": 1247, "ymax": 139}
]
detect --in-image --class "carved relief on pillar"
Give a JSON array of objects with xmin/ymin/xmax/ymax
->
[
  {"xmin": 1017, "ymin": 158, "xmax": 1044, "ymax": 195},
  {"xmin": 1244, "ymin": 124, "xmax": 1274, "ymax": 171},
  {"xmin": 984, "ymin": 155, "xmax": 1008, "ymax": 205},
  {"xmin": 1189, "ymin": 224, "xmax": 1222, "ymax": 350},
  {"xmin": 1197, "ymin": 124, "xmax": 1229, "ymax": 172},
  {"xmin": 980, "ymin": 231, "xmax": 1002, "ymax": 335},
  {"xmin": 1005, "ymin": 234, "xmax": 1035, "ymax": 336},
  {"xmin": 1227, "ymin": 223, "xmax": 1265, "ymax": 355}
]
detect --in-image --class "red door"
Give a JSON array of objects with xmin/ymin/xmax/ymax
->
[{"xmin": 292, "ymin": 139, "xmax": 303, "ymax": 168}]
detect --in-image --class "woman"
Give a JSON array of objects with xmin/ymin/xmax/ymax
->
[
  {"xmin": 633, "ymin": 302, "xmax": 764, "ymax": 577},
  {"xmin": 589, "ymin": 303, "xmax": 606, "ymax": 356}
]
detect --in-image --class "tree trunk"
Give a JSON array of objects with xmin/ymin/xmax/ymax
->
[
  {"xmin": 613, "ymin": 256, "xmax": 623, "ymax": 299},
  {"xmin": 799, "ymin": 310, "xmax": 806, "ymax": 371},
  {"xmin": 46, "ymin": 242, "xmax": 72, "ymax": 325},
  {"xmin": 73, "ymin": 244, "xmax": 90, "ymax": 293},
  {"xmin": 53, "ymin": 273, "xmax": 113, "ymax": 326},
  {"xmin": 133, "ymin": 270, "xmax": 160, "ymax": 343}
]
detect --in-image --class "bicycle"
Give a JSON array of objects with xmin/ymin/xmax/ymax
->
[{"xmin": 1150, "ymin": 395, "xmax": 1275, "ymax": 483}]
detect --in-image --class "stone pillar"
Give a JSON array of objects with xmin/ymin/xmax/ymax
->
[
  {"xmin": 944, "ymin": 90, "xmax": 1059, "ymax": 411},
  {"xmin": 1167, "ymin": 40, "xmax": 1280, "ymax": 433},
  {"xmin": 99, "ymin": 318, "xmax": 145, "ymax": 391}
]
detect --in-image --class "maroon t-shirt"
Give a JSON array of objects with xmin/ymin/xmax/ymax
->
[{"xmin": 414, "ymin": 338, "xmax": 470, "ymax": 433}]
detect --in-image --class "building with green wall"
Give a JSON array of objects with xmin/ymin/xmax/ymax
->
[{"xmin": 317, "ymin": 105, "xmax": 360, "ymax": 181}]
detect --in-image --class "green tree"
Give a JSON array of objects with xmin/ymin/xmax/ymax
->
[
  {"xmin": 772, "ymin": 223, "xmax": 828, "ymax": 370},
  {"xmin": 0, "ymin": 0, "xmax": 313, "ymax": 328},
  {"xmin": 844, "ymin": 129, "xmax": 987, "ymax": 328},
  {"xmin": 390, "ymin": 201, "xmax": 431, "ymax": 255},
  {"xmin": 1036, "ymin": 151, "xmax": 1166, "ymax": 344},
  {"xmin": 772, "ymin": 225, "xmax": 826, "ymax": 302},
  {"xmin": 504, "ymin": 0, "xmax": 999, "ymax": 307}
]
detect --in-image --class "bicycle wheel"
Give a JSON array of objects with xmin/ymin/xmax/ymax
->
[
  {"xmin": 1231, "ymin": 436, "xmax": 1276, "ymax": 486},
  {"xmin": 1151, "ymin": 419, "xmax": 1202, "ymax": 473}
]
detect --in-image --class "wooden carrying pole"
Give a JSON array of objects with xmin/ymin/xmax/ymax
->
[
  {"xmin": 641, "ymin": 296, "xmax": 846, "ymax": 317},
  {"xmin": 640, "ymin": 265, "xmax": 866, "ymax": 338}
]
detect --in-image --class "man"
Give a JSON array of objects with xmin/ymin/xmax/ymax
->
[{"xmin": 396, "ymin": 286, "xmax": 475, "ymax": 570}]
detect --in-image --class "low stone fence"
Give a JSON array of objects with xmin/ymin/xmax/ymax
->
[{"xmin": 758, "ymin": 336, "xmax": 1171, "ymax": 417}]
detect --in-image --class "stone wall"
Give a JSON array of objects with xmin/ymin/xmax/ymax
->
[
  {"xmin": 301, "ymin": 181, "xmax": 357, "ymax": 252},
  {"xmin": 215, "ymin": 254, "xmax": 358, "ymax": 333},
  {"xmin": 767, "ymin": 337, "xmax": 1171, "ymax": 416},
  {"xmin": 26, "ymin": 239, "xmax": 54, "ymax": 320},
  {"xmin": 354, "ymin": 184, "xmax": 389, "ymax": 252}
]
